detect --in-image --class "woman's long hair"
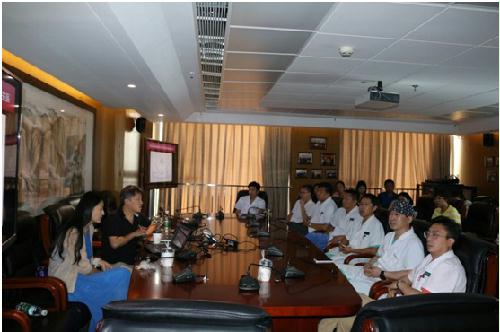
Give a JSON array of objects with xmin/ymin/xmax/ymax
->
[{"xmin": 52, "ymin": 191, "xmax": 102, "ymax": 265}]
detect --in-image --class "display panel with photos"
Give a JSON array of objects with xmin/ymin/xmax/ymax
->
[
  {"xmin": 311, "ymin": 169, "xmax": 322, "ymax": 179},
  {"xmin": 310, "ymin": 137, "xmax": 327, "ymax": 150},
  {"xmin": 325, "ymin": 169, "xmax": 337, "ymax": 179},
  {"xmin": 298, "ymin": 152, "xmax": 313, "ymax": 164},
  {"xmin": 320, "ymin": 153, "xmax": 335, "ymax": 166},
  {"xmin": 295, "ymin": 169, "xmax": 308, "ymax": 178}
]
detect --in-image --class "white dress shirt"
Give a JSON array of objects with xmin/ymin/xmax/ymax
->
[
  {"xmin": 290, "ymin": 199, "xmax": 316, "ymax": 223},
  {"xmin": 234, "ymin": 195, "xmax": 266, "ymax": 214}
]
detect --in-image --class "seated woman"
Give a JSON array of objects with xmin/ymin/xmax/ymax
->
[
  {"xmin": 432, "ymin": 190, "xmax": 461, "ymax": 224},
  {"xmin": 355, "ymin": 180, "xmax": 367, "ymax": 201},
  {"xmin": 49, "ymin": 191, "xmax": 131, "ymax": 332},
  {"xmin": 332, "ymin": 180, "xmax": 345, "ymax": 199}
]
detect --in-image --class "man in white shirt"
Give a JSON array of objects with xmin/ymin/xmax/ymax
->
[
  {"xmin": 326, "ymin": 194, "xmax": 385, "ymax": 265},
  {"xmin": 304, "ymin": 182, "xmax": 337, "ymax": 250},
  {"xmin": 287, "ymin": 184, "xmax": 316, "ymax": 235},
  {"xmin": 234, "ymin": 181, "xmax": 267, "ymax": 219},
  {"xmin": 337, "ymin": 200, "xmax": 425, "ymax": 296},
  {"xmin": 326, "ymin": 189, "xmax": 363, "ymax": 249},
  {"xmin": 318, "ymin": 216, "xmax": 466, "ymax": 332}
]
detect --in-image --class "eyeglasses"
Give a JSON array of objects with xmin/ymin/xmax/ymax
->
[{"xmin": 424, "ymin": 231, "xmax": 448, "ymax": 239}]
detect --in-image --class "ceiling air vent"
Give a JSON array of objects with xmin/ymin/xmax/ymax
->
[{"xmin": 195, "ymin": 2, "xmax": 228, "ymax": 110}]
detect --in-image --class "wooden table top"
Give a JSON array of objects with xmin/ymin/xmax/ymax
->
[{"xmin": 128, "ymin": 217, "xmax": 361, "ymax": 318}]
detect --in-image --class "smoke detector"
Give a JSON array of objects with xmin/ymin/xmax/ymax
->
[{"xmin": 339, "ymin": 46, "xmax": 354, "ymax": 58}]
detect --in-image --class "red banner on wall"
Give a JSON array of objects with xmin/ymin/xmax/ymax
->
[{"xmin": 2, "ymin": 81, "xmax": 16, "ymax": 113}]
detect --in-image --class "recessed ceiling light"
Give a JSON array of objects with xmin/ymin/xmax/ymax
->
[
  {"xmin": 127, "ymin": 83, "xmax": 136, "ymax": 88},
  {"xmin": 60, "ymin": 109, "xmax": 65, "ymax": 112},
  {"xmin": 158, "ymin": 114, "xmax": 164, "ymax": 117}
]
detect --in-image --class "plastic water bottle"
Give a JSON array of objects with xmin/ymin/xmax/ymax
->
[
  {"xmin": 258, "ymin": 250, "xmax": 273, "ymax": 282},
  {"xmin": 15, "ymin": 302, "xmax": 48, "ymax": 317},
  {"xmin": 163, "ymin": 210, "xmax": 171, "ymax": 235}
]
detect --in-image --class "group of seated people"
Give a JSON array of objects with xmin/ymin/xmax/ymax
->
[
  {"xmin": 46, "ymin": 179, "xmax": 468, "ymax": 332},
  {"xmin": 282, "ymin": 179, "xmax": 467, "ymax": 332},
  {"xmin": 48, "ymin": 185, "xmax": 158, "ymax": 331}
]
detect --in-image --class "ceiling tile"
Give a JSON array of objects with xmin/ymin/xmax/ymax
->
[
  {"xmin": 407, "ymin": 7, "xmax": 499, "ymax": 45},
  {"xmin": 345, "ymin": 61, "xmax": 429, "ymax": 85},
  {"xmin": 406, "ymin": 65, "xmax": 498, "ymax": 87},
  {"xmin": 224, "ymin": 52, "xmax": 295, "ymax": 70},
  {"xmin": 270, "ymin": 83, "xmax": 333, "ymax": 94},
  {"xmin": 320, "ymin": 3, "xmax": 444, "ymax": 38},
  {"xmin": 223, "ymin": 70, "xmax": 282, "ymax": 82},
  {"xmin": 287, "ymin": 57, "xmax": 363, "ymax": 75},
  {"xmin": 375, "ymin": 40, "xmax": 470, "ymax": 65},
  {"xmin": 221, "ymin": 82, "xmax": 275, "ymax": 93},
  {"xmin": 302, "ymin": 33, "xmax": 394, "ymax": 59},
  {"xmin": 443, "ymin": 47, "xmax": 499, "ymax": 68},
  {"xmin": 483, "ymin": 37, "xmax": 499, "ymax": 47},
  {"xmin": 230, "ymin": 3, "xmax": 332, "ymax": 30},
  {"xmin": 227, "ymin": 28, "xmax": 311, "ymax": 54},
  {"xmin": 278, "ymin": 72, "xmax": 340, "ymax": 85}
]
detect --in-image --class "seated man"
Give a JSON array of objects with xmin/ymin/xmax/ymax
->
[
  {"xmin": 234, "ymin": 181, "xmax": 267, "ymax": 219},
  {"xmin": 336, "ymin": 200, "xmax": 425, "ymax": 296},
  {"xmin": 378, "ymin": 178, "xmax": 397, "ymax": 209},
  {"xmin": 319, "ymin": 216, "xmax": 466, "ymax": 332},
  {"xmin": 287, "ymin": 184, "xmax": 316, "ymax": 235},
  {"xmin": 304, "ymin": 182, "xmax": 338, "ymax": 251},
  {"xmin": 325, "ymin": 189, "xmax": 363, "ymax": 251},
  {"xmin": 432, "ymin": 190, "xmax": 461, "ymax": 224},
  {"xmin": 326, "ymin": 194, "xmax": 384, "ymax": 265},
  {"xmin": 102, "ymin": 185, "xmax": 157, "ymax": 267}
]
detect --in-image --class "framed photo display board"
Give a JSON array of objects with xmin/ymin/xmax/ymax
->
[{"xmin": 144, "ymin": 138, "xmax": 179, "ymax": 189}]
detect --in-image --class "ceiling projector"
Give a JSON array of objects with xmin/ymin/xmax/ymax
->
[{"xmin": 355, "ymin": 81, "xmax": 399, "ymax": 110}]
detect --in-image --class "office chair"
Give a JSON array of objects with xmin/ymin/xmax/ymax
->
[
  {"xmin": 98, "ymin": 299, "xmax": 272, "ymax": 331},
  {"xmin": 351, "ymin": 293, "xmax": 498, "ymax": 332}
]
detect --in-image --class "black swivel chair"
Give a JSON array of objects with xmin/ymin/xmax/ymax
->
[
  {"xmin": 98, "ymin": 299, "xmax": 272, "ymax": 332},
  {"xmin": 462, "ymin": 201, "xmax": 498, "ymax": 243},
  {"xmin": 351, "ymin": 293, "xmax": 498, "ymax": 332}
]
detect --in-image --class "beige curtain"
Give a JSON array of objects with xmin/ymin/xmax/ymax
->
[
  {"xmin": 160, "ymin": 122, "xmax": 290, "ymax": 217},
  {"xmin": 339, "ymin": 129, "xmax": 451, "ymax": 191}
]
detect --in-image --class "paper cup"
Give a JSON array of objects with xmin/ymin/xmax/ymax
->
[
  {"xmin": 92, "ymin": 257, "xmax": 101, "ymax": 268},
  {"xmin": 153, "ymin": 232, "xmax": 162, "ymax": 244}
]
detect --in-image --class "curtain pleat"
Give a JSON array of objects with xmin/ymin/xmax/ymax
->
[
  {"xmin": 160, "ymin": 122, "xmax": 290, "ymax": 217},
  {"xmin": 339, "ymin": 129, "xmax": 451, "ymax": 193}
]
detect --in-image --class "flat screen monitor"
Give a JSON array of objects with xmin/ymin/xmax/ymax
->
[{"xmin": 171, "ymin": 223, "xmax": 193, "ymax": 250}]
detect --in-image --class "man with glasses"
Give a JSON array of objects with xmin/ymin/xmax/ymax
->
[
  {"xmin": 318, "ymin": 216, "xmax": 466, "ymax": 332},
  {"xmin": 287, "ymin": 184, "xmax": 316, "ymax": 235},
  {"xmin": 326, "ymin": 194, "xmax": 384, "ymax": 266}
]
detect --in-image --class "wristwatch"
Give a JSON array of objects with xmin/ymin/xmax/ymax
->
[{"xmin": 380, "ymin": 270, "xmax": 386, "ymax": 280}]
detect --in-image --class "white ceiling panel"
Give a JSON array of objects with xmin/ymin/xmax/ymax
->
[
  {"xmin": 302, "ymin": 33, "xmax": 394, "ymax": 59},
  {"xmin": 279, "ymin": 72, "xmax": 341, "ymax": 85},
  {"xmin": 345, "ymin": 61, "xmax": 430, "ymax": 85},
  {"xmin": 319, "ymin": 3, "xmax": 445, "ymax": 38},
  {"xmin": 223, "ymin": 70, "xmax": 282, "ymax": 82},
  {"xmin": 287, "ymin": 56, "xmax": 363, "ymax": 75},
  {"xmin": 224, "ymin": 52, "xmax": 295, "ymax": 70},
  {"xmin": 483, "ymin": 37, "xmax": 499, "ymax": 47},
  {"xmin": 425, "ymin": 90, "xmax": 499, "ymax": 114},
  {"xmin": 230, "ymin": 3, "xmax": 332, "ymax": 30},
  {"xmin": 407, "ymin": 7, "xmax": 499, "ymax": 45},
  {"xmin": 443, "ymin": 47, "xmax": 499, "ymax": 68},
  {"xmin": 227, "ymin": 28, "xmax": 312, "ymax": 54},
  {"xmin": 221, "ymin": 82, "xmax": 275, "ymax": 93},
  {"xmin": 271, "ymin": 83, "xmax": 333, "ymax": 94},
  {"xmin": 375, "ymin": 40, "xmax": 470, "ymax": 65}
]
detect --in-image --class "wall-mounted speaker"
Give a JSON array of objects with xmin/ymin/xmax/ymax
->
[
  {"xmin": 483, "ymin": 133, "xmax": 494, "ymax": 147},
  {"xmin": 136, "ymin": 117, "xmax": 146, "ymax": 133}
]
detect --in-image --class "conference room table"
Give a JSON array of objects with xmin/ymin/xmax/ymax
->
[{"xmin": 128, "ymin": 217, "xmax": 362, "ymax": 331}]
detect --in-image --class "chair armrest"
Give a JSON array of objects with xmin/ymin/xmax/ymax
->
[
  {"xmin": 485, "ymin": 252, "xmax": 499, "ymax": 297},
  {"xmin": 369, "ymin": 280, "xmax": 392, "ymax": 299},
  {"xmin": 3, "ymin": 309, "xmax": 31, "ymax": 332},
  {"xmin": 3, "ymin": 276, "xmax": 68, "ymax": 311},
  {"xmin": 344, "ymin": 253, "xmax": 375, "ymax": 265}
]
